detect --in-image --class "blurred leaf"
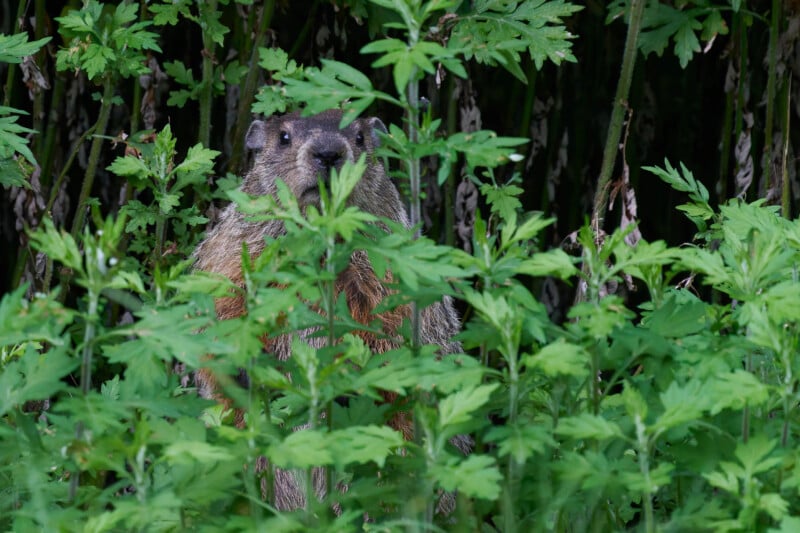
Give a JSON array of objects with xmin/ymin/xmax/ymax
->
[
  {"xmin": 430, "ymin": 454, "xmax": 502, "ymax": 500},
  {"xmin": 556, "ymin": 413, "xmax": 623, "ymax": 441}
]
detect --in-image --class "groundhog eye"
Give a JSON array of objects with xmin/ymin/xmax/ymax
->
[
  {"xmin": 279, "ymin": 131, "xmax": 291, "ymax": 145},
  {"xmin": 355, "ymin": 132, "xmax": 365, "ymax": 146}
]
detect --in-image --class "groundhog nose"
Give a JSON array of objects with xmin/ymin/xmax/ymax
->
[{"xmin": 314, "ymin": 150, "xmax": 344, "ymax": 172}]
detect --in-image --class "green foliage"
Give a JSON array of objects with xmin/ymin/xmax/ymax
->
[
  {"xmin": 9, "ymin": 0, "xmax": 800, "ymax": 532},
  {"xmin": 608, "ymin": 0, "xmax": 730, "ymax": 68},
  {"xmin": 0, "ymin": 106, "xmax": 37, "ymax": 188},
  {"xmin": 450, "ymin": 0, "xmax": 583, "ymax": 79},
  {"xmin": 0, "ymin": 33, "xmax": 50, "ymax": 188},
  {"xmin": 0, "ymin": 33, "xmax": 51, "ymax": 63},
  {"xmin": 149, "ymin": 0, "xmax": 249, "ymax": 112},
  {"xmin": 111, "ymin": 125, "xmax": 215, "ymax": 268},
  {"xmin": 55, "ymin": 0, "xmax": 162, "ymax": 80}
]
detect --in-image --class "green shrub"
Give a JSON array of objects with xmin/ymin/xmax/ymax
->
[{"xmin": 3, "ymin": 1, "xmax": 800, "ymax": 532}]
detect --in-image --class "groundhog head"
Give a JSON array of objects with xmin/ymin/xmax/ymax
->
[{"xmin": 241, "ymin": 110, "xmax": 408, "ymax": 224}]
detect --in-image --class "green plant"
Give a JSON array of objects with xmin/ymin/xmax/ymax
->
[
  {"xmin": 109, "ymin": 125, "xmax": 217, "ymax": 272},
  {"xmin": 55, "ymin": 0, "xmax": 161, "ymax": 237},
  {"xmin": 0, "ymin": 32, "xmax": 51, "ymax": 188},
  {"xmin": 9, "ymin": 0, "xmax": 800, "ymax": 531}
]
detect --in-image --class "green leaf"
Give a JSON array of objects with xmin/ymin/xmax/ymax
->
[
  {"xmin": 56, "ymin": 0, "xmax": 158, "ymax": 79},
  {"xmin": 485, "ymin": 423, "xmax": 555, "ymax": 464},
  {"xmin": 451, "ymin": 0, "xmax": 582, "ymax": 75},
  {"xmin": 621, "ymin": 381, "xmax": 648, "ymax": 420},
  {"xmin": 0, "ymin": 33, "xmax": 51, "ymax": 63},
  {"xmin": 555, "ymin": 413, "xmax": 623, "ymax": 441},
  {"xmin": 281, "ymin": 59, "xmax": 398, "ymax": 121},
  {"xmin": 704, "ymin": 466, "xmax": 739, "ymax": 494},
  {"xmin": 673, "ymin": 20, "xmax": 701, "ymax": 69},
  {"xmin": 149, "ymin": 2, "xmax": 191, "ymax": 26},
  {"xmin": 328, "ymin": 426, "xmax": 405, "ymax": 468},
  {"xmin": 268, "ymin": 429, "xmax": 334, "ymax": 469},
  {"xmin": 438, "ymin": 384, "xmax": 498, "ymax": 429},
  {"xmin": 652, "ymin": 380, "xmax": 706, "ymax": 434},
  {"xmin": 769, "ymin": 516, "xmax": 800, "ymax": 533},
  {"xmin": 0, "ymin": 106, "xmax": 38, "ymax": 167},
  {"xmin": 643, "ymin": 290, "xmax": 707, "ymax": 337},
  {"xmin": 430, "ymin": 454, "xmax": 502, "ymax": 500},
  {"xmin": 735, "ymin": 434, "xmax": 780, "ymax": 476},
  {"xmin": 28, "ymin": 218, "xmax": 84, "ymax": 274},
  {"xmin": 164, "ymin": 441, "xmax": 233, "ymax": 464},
  {"xmin": 0, "ymin": 344, "xmax": 77, "ymax": 417},
  {"xmin": 108, "ymin": 154, "xmax": 150, "ymax": 178},
  {"xmin": 517, "ymin": 248, "xmax": 577, "ymax": 279},
  {"xmin": 707, "ymin": 370, "xmax": 769, "ymax": 415},
  {"xmin": 621, "ymin": 462, "xmax": 674, "ymax": 494},
  {"xmin": 449, "ymin": 131, "xmax": 528, "ymax": 169},
  {"xmin": 525, "ymin": 339, "xmax": 590, "ymax": 378},
  {"xmin": 481, "ymin": 183, "xmax": 523, "ymax": 223}
]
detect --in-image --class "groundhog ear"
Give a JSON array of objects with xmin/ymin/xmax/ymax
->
[
  {"xmin": 368, "ymin": 117, "xmax": 388, "ymax": 145},
  {"xmin": 245, "ymin": 120, "xmax": 267, "ymax": 151}
]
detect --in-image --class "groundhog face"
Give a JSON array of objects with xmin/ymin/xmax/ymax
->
[{"xmin": 243, "ymin": 110, "xmax": 388, "ymax": 209}]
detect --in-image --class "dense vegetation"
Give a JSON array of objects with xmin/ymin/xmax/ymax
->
[{"xmin": 2, "ymin": 0, "xmax": 800, "ymax": 531}]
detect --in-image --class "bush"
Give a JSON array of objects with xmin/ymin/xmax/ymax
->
[{"xmin": 2, "ymin": 1, "xmax": 800, "ymax": 531}]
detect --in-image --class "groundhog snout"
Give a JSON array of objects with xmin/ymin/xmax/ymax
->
[
  {"xmin": 313, "ymin": 149, "xmax": 344, "ymax": 172},
  {"xmin": 309, "ymin": 135, "xmax": 351, "ymax": 177}
]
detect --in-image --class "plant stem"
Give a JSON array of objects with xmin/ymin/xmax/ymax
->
[
  {"xmin": 742, "ymin": 351, "xmax": 752, "ymax": 443},
  {"xmin": 762, "ymin": 0, "xmax": 780, "ymax": 198},
  {"xmin": 634, "ymin": 415, "xmax": 655, "ymax": 533},
  {"xmin": 445, "ymin": 76, "xmax": 456, "ymax": 247},
  {"xmin": 324, "ymin": 232, "xmax": 336, "ymax": 508},
  {"xmin": 198, "ymin": 0, "xmax": 219, "ymax": 148},
  {"xmin": 780, "ymin": 77, "xmax": 791, "ymax": 217},
  {"xmin": 503, "ymin": 335, "xmax": 520, "ymax": 533},
  {"xmin": 69, "ymin": 285, "xmax": 100, "ymax": 501},
  {"xmin": 407, "ymin": 77, "xmax": 422, "ymax": 353},
  {"xmin": 287, "ymin": 0, "xmax": 320, "ymax": 59},
  {"xmin": 69, "ymin": 78, "xmax": 115, "ymax": 238},
  {"xmin": 590, "ymin": 0, "xmax": 645, "ymax": 231},
  {"xmin": 229, "ymin": 0, "xmax": 274, "ymax": 174},
  {"xmin": 40, "ymin": 73, "xmax": 66, "ymax": 190},
  {"xmin": 31, "ymin": 0, "xmax": 46, "ymax": 155}
]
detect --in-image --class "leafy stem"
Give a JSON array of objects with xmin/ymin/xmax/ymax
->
[
  {"xmin": 68, "ymin": 281, "xmax": 100, "ymax": 501},
  {"xmin": 591, "ymin": 0, "xmax": 645, "ymax": 231},
  {"xmin": 634, "ymin": 414, "xmax": 655, "ymax": 533},
  {"xmin": 198, "ymin": 0, "xmax": 219, "ymax": 148},
  {"xmin": 69, "ymin": 78, "xmax": 115, "ymax": 239}
]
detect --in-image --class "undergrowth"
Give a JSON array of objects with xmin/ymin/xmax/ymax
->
[{"xmin": 2, "ymin": 1, "xmax": 800, "ymax": 532}]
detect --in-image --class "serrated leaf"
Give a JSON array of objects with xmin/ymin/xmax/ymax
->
[
  {"xmin": 430, "ymin": 454, "xmax": 502, "ymax": 500},
  {"xmin": 451, "ymin": 0, "xmax": 582, "ymax": 75},
  {"xmin": 268, "ymin": 429, "xmax": 334, "ymax": 469},
  {"xmin": 438, "ymin": 384, "xmax": 497, "ymax": 428},
  {"xmin": 643, "ymin": 291, "xmax": 707, "ymax": 337},
  {"xmin": 0, "ymin": 344, "xmax": 77, "ymax": 417},
  {"xmin": 485, "ymin": 423, "xmax": 555, "ymax": 464},
  {"xmin": 328, "ymin": 426, "xmax": 405, "ymax": 468},
  {"xmin": 704, "ymin": 468, "xmax": 739, "ymax": 494},
  {"xmin": 525, "ymin": 339, "xmax": 589, "ymax": 378},
  {"xmin": 674, "ymin": 20, "xmax": 701, "ymax": 68},
  {"xmin": 707, "ymin": 370, "xmax": 769, "ymax": 414},
  {"xmin": 734, "ymin": 434, "xmax": 780, "ymax": 476},
  {"xmin": 164, "ymin": 441, "xmax": 233, "ymax": 464},
  {"xmin": 555, "ymin": 413, "xmax": 623, "ymax": 441},
  {"xmin": 108, "ymin": 155, "xmax": 150, "ymax": 178},
  {"xmin": 0, "ymin": 33, "xmax": 52, "ymax": 63},
  {"xmin": 517, "ymin": 249, "xmax": 578, "ymax": 279}
]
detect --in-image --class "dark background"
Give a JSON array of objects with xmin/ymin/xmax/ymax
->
[{"xmin": 0, "ymin": 0, "xmax": 791, "ymax": 293}]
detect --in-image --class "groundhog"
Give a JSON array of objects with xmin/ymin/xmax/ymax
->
[{"xmin": 193, "ymin": 109, "xmax": 463, "ymax": 510}]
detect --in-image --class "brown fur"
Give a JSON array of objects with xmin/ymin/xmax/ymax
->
[{"xmin": 193, "ymin": 110, "xmax": 463, "ymax": 510}]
